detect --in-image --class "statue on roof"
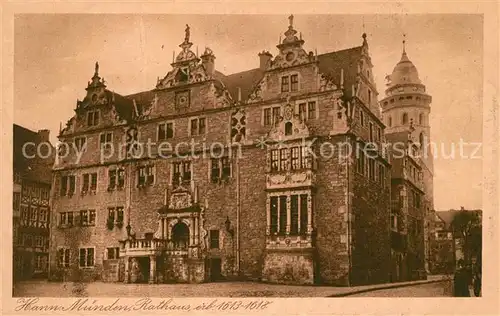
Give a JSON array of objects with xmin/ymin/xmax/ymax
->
[
  {"xmin": 94, "ymin": 61, "xmax": 99, "ymax": 76},
  {"xmin": 185, "ymin": 24, "xmax": 190, "ymax": 43},
  {"xmin": 288, "ymin": 14, "xmax": 294, "ymax": 28}
]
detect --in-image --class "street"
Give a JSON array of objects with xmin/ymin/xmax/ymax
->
[
  {"xmin": 349, "ymin": 280, "xmax": 453, "ymax": 297},
  {"xmin": 13, "ymin": 277, "xmax": 452, "ymax": 298}
]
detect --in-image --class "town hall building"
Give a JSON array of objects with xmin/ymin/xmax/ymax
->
[{"xmin": 49, "ymin": 16, "xmax": 430, "ymax": 286}]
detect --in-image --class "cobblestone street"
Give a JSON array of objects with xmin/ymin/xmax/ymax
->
[{"xmin": 13, "ymin": 276, "xmax": 449, "ymax": 298}]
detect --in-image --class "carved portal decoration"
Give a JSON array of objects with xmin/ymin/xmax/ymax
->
[
  {"xmin": 267, "ymin": 101, "xmax": 310, "ymax": 142},
  {"xmin": 266, "ymin": 169, "xmax": 316, "ymax": 190},
  {"xmin": 169, "ymin": 185, "xmax": 193, "ymax": 210},
  {"xmin": 230, "ymin": 108, "xmax": 246, "ymax": 143}
]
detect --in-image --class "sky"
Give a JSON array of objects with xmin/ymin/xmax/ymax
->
[{"xmin": 14, "ymin": 14, "xmax": 483, "ymax": 211}]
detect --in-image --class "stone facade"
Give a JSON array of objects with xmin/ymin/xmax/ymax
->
[{"xmin": 49, "ymin": 17, "xmax": 392, "ymax": 285}]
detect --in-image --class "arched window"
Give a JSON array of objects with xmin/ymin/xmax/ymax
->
[
  {"xmin": 172, "ymin": 222, "xmax": 189, "ymax": 250},
  {"xmin": 388, "ymin": 116, "xmax": 392, "ymax": 127},
  {"xmin": 402, "ymin": 113, "xmax": 408, "ymax": 125},
  {"xmin": 285, "ymin": 122, "xmax": 293, "ymax": 136},
  {"xmin": 419, "ymin": 113, "xmax": 424, "ymax": 125}
]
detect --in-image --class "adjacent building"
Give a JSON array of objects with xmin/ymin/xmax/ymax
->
[
  {"xmin": 381, "ymin": 41, "xmax": 433, "ymax": 280},
  {"xmin": 49, "ymin": 17, "xmax": 396, "ymax": 286},
  {"xmin": 13, "ymin": 124, "xmax": 54, "ymax": 281}
]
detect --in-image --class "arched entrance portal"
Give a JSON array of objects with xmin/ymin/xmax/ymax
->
[{"xmin": 172, "ymin": 222, "xmax": 189, "ymax": 250}]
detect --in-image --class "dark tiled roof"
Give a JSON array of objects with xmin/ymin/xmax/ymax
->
[
  {"xmin": 435, "ymin": 209, "xmax": 482, "ymax": 229},
  {"xmin": 13, "ymin": 124, "xmax": 54, "ymax": 184},
  {"xmin": 107, "ymin": 90, "xmax": 136, "ymax": 122},
  {"xmin": 217, "ymin": 68, "xmax": 265, "ymax": 102},
  {"xmin": 317, "ymin": 46, "xmax": 363, "ymax": 99}
]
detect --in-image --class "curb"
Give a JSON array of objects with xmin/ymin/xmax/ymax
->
[{"xmin": 326, "ymin": 278, "xmax": 450, "ymax": 297}]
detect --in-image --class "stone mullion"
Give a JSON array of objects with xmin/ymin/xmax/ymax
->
[{"xmin": 266, "ymin": 197, "xmax": 271, "ymax": 235}]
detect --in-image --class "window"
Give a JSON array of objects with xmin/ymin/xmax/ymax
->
[
  {"xmin": 368, "ymin": 158, "xmax": 375, "ymax": 181},
  {"xmin": 378, "ymin": 164, "xmax": 385, "ymax": 187},
  {"xmin": 80, "ymin": 210, "xmax": 96, "ymax": 226},
  {"xmin": 107, "ymin": 247, "xmax": 120, "ymax": 260},
  {"xmin": 388, "ymin": 116, "xmax": 392, "ymax": 127},
  {"xmin": 13, "ymin": 192, "xmax": 20, "ymax": 211},
  {"xmin": 87, "ymin": 111, "xmax": 100, "ymax": 126},
  {"xmin": 81, "ymin": 172, "xmax": 97, "ymax": 192},
  {"xmin": 377, "ymin": 127, "xmax": 381, "ymax": 142},
  {"xmin": 172, "ymin": 161, "xmax": 191, "ymax": 186},
  {"xmin": 14, "ymin": 172, "xmax": 21, "ymax": 184},
  {"xmin": 23, "ymin": 234, "xmax": 33, "ymax": 247},
  {"xmin": 79, "ymin": 248, "xmax": 95, "ymax": 267},
  {"xmin": 108, "ymin": 168, "xmax": 125, "ymax": 190},
  {"xmin": 190, "ymin": 117, "xmax": 206, "ymax": 136},
  {"xmin": 290, "ymin": 74, "xmax": 299, "ymax": 92},
  {"xmin": 158, "ymin": 122, "xmax": 174, "ymax": 140},
  {"xmin": 209, "ymin": 230, "xmax": 220, "ymax": 249},
  {"xmin": 39, "ymin": 209, "xmax": 48, "ymax": 222},
  {"xmin": 270, "ymin": 196, "xmax": 278, "ymax": 233},
  {"xmin": 30, "ymin": 207, "xmax": 37, "ymax": 221},
  {"xmin": 210, "ymin": 157, "xmax": 231, "ymax": 183},
  {"xmin": 298, "ymin": 103, "xmax": 307, "ymax": 121},
  {"xmin": 58, "ymin": 248, "xmax": 70, "ymax": 268},
  {"xmin": 281, "ymin": 76, "xmax": 289, "ymax": 92},
  {"xmin": 307, "ymin": 101, "xmax": 316, "ymax": 120},
  {"xmin": 285, "ymin": 122, "xmax": 293, "ymax": 136},
  {"xmin": 391, "ymin": 214, "xmax": 397, "ymax": 231},
  {"xmin": 356, "ymin": 148, "xmax": 365, "ymax": 174},
  {"xmin": 137, "ymin": 165, "xmax": 155, "ymax": 186},
  {"xmin": 99, "ymin": 132, "xmax": 112, "ymax": 149},
  {"xmin": 74, "ymin": 137, "xmax": 87, "ymax": 151},
  {"xmin": 290, "ymin": 147, "xmax": 300, "ymax": 170},
  {"xmin": 369, "ymin": 122, "xmax": 374, "ymax": 142},
  {"xmin": 21, "ymin": 205, "xmax": 29, "ymax": 221},
  {"xmin": 368, "ymin": 89, "xmax": 372, "ymax": 105},
  {"xmin": 269, "ymin": 194, "xmax": 309, "ymax": 236},
  {"xmin": 68, "ymin": 176, "xmax": 75, "ymax": 195},
  {"xmin": 60, "ymin": 176, "xmax": 68, "ymax": 195},
  {"xmin": 263, "ymin": 108, "xmax": 272, "ymax": 126},
  {"xmin": 59, "ymin": 212, "xmax": 74, "ymax": 226},
  {"xmin": 360, "ymin": 110, "xmax": 365, "ymax": 126},
  {"xmin": 35, "ymin": 236, "xmax": 43, "ymax": 247},
  {"xmin": 279, "ymin": 196, "xmax": 287, "ymax": 234},
  {"xmin": 279, "ymin": 148, "xmax": 289, "ymax": 171},
  {"xmin": 290, "ymin": 195, "xmax": 299, "ymax": 234},
  {"xmin": 402, "ymin": 113, "xmax": 409, "ymax": 125},
  {"xmin": 272, "ymin": 107, "xmax": 281, "ymax": 125}
]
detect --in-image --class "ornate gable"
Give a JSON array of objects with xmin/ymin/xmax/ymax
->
[
  {"xmin": 156, "ymin": 25, "xmax": 212, "ymax": 90},
  {"xmin": 269, "ymin": 15, "xmax": 316, "ymax": 70},
  {"xmin": 267, "ymin": 98, "xmax": 311, "ymax": 142}
]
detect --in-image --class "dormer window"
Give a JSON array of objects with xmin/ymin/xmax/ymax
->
[{"xmin": 87, "ymin": 110, "xmax": 100, "ymax": 127}]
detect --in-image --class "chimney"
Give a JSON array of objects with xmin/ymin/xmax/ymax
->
[
  {"xmin": 258, "ymin": 51, "xmax": 273, "ymax": 71},
  {"xmin": 38, "ymin": 129, "xmax": 50, "ymax": 143},
  {"xmin": 201, "ymin": 47, "xmax": 216, "ymax": 76}
]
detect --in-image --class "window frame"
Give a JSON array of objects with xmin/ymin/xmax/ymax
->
[
  {"xmin": 157, "ymin": 121, "xmax": 175, "ymax": 141},
  {"xmin": 78, "ymin": 247, "xmax": 95, "ymax": 268}
]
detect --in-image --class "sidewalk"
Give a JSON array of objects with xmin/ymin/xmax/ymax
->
[
  {"xmin": 13, "ymin": 275, "xmax": 450, "ymax": 297},
  {"xmin": 326, "ymin": 274, "xmax": 450, "ymax": 297}
]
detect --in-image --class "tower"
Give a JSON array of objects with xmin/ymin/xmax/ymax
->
[{"xmin": 381, "ymin": 36, "xmax": 434, "ymax": 273}]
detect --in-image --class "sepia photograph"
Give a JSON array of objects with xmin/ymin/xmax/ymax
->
[{"xmin": 3, "ymin": 3, "xmax": 498, "ymax": 314}]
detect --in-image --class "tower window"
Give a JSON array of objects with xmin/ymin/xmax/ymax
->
[
  {"xmin": 368, "ymin": 90, "xmax": 372, "ymax": 105},
  {"xmin": 419, "ymin": 113, "xmax": 424, "ymax": 125},
  {"xmin": 402, "ymin": 113, "xmax": 408, "ymax": 125},
  {"xmin": 388, "ymin": 116, "xmax": 392, "ymax": 127}
]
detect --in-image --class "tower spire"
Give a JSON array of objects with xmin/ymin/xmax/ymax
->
[{"xmin": 402, "ymin": 33, "xmax": 407, "ymax": 55}]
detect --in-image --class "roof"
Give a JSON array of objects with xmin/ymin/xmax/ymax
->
[
  {"xmin": 435, "ymin": 209, "xmax": 482, "ymax": 229},
  {"xmin": 387, "ymin": 50, "xmax": 421, "ymax": 88},
  {"xmin": 317, "ymin": 46, "xmax": 363, "ymax": 99},
  {"xmin": 217, "ymin": 68, "xmax": 265, "ymax": 102},
  {"xmin": 13, "ymin": 124, "xmax": 54, "ymax": 184}
]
